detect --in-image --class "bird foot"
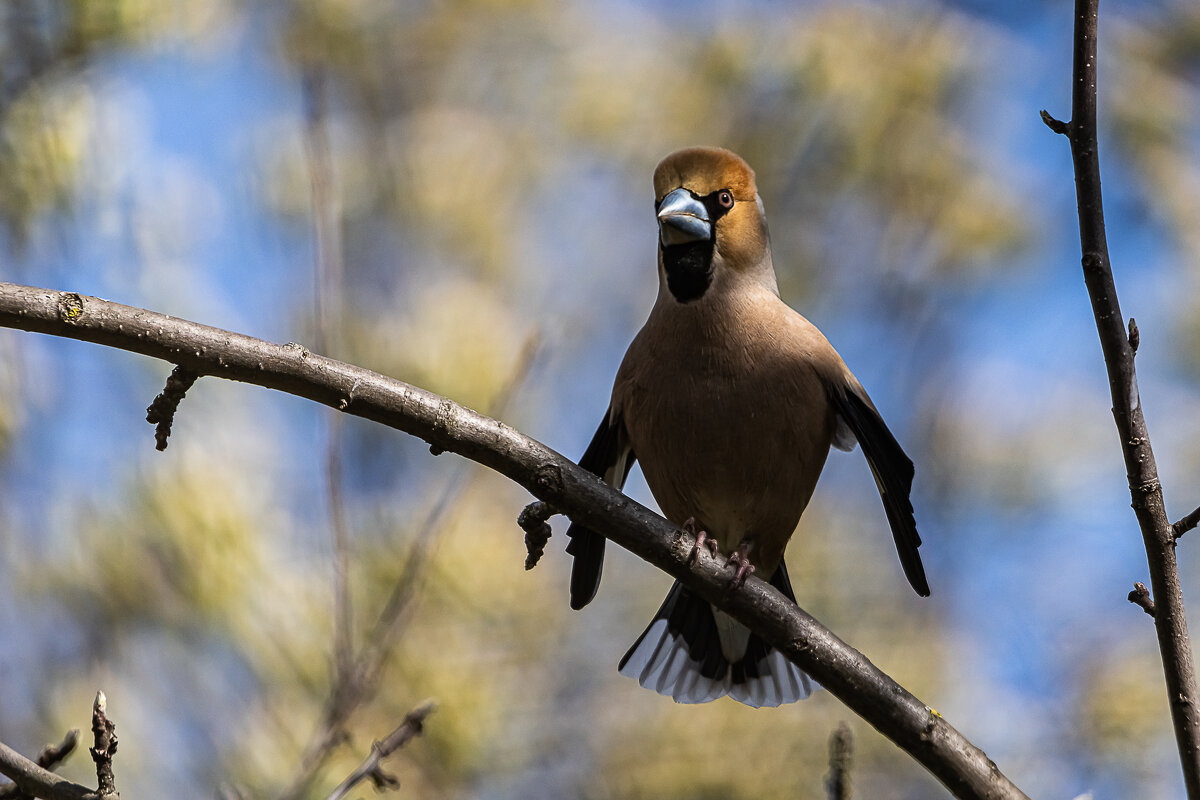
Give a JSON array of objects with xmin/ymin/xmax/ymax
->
[
  {"xmin": 683, "ymin": 517, "xmax": 719, "ymax": 565},
  {"xmin": 725, "ymin": 546, "xmax": 756, "ymax": 592}
]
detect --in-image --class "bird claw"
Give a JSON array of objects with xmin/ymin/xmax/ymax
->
[
  {"xmin": 725, "ymin": 547, "xmax": 756, "ymax": 592},
  {"xmin": 683, "ymin": 517, "xmax": 719, "ymax": 565}
]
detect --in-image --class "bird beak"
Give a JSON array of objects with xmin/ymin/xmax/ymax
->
[{"xmin": 657, "ymin": 188, "xmax": 711, "ymax": 246}]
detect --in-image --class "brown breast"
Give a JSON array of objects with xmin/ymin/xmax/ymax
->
[{"xmin": 612, "ymin": 287, "xmax": 840, "ymax": 574}]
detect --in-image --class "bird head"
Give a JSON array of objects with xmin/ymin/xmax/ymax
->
[{"xmin": 652, "ymin": 147, "xmax": 775, "ymax": 303}]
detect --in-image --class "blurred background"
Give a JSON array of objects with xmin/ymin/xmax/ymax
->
[{"xmin": 2, "ymin": 0, "xmax": 1200, "ymax": 797}]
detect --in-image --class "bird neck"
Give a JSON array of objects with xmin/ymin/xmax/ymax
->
[{"xmin": 656, "ymin": 250, "xmax": 779, "ymax": 309}]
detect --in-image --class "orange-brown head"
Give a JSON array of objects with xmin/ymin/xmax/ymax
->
[{"xmin": 652, "ymin": 147, "xmax": 773, "ymax": 302}]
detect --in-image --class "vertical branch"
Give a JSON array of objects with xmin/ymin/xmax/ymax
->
[
  {"xmin": 303, "ymin": 65, "xmax": 354, "ymax": 685},
  {"xmin": 278, "ymin": 334, "xmax": 540, "ymax": 800},
  {"xmin": 89, "ymin": 693, "xmax": 117, "ymax": 798},
  {"xmin": 1042, "ymin": 0, "xmax": 1200, "ymax": 794},
  {"xmin": 825, "ymin": 722, "xmax": 853, "ymax": 800}
]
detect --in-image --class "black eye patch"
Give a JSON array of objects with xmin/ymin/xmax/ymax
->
[
  {"xmin": 701, "ymin": 189, "xmax": 735, "ymax": 221},
  {"xmin": 655, "ymin": 189, "xmax": 735, "ymax": 221}
]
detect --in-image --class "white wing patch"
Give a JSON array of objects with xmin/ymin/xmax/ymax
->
[
  {"xmin": 603, "ymin": 445, "xmax": 633, "ymax": 490},
  {"xmin": 832, "ymin": 413, "xmax": 857, "ymax": 452}
]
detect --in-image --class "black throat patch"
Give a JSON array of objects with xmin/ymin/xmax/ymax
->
[
  {"xmin": 661, "ymin": 240, "xmax": 714, "ymax": 303},
  {"xmin": 657, "ymin": 188, "xmax": 733, "ymax": 304}
]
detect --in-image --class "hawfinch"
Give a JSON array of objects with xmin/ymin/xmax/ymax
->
[{"xmin": 565, "ymin": 147, "xmax": 929, "ymax": 708}]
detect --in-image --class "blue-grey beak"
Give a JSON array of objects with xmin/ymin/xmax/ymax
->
[{"xmin": 657, "ymin": 188, "xmax": 711, "ymax": 246}]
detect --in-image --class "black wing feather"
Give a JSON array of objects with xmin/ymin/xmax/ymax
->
[
  {"xmin": 565, "ymin": 411, "xmax": 635, "ymax": 610},
  {"xmin": 831, "ymin": 387, "xmax": 930, "ymax": 597}
]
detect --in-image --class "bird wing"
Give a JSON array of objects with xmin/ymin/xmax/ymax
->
[
  {"xmin": 830, "ymin": 385, "xmax": 930, "ymax": 596},
  {"xmin": 565, "ymin": 410, "xmax": 636, "ymax": 610}
]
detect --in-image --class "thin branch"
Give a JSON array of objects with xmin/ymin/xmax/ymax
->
[
  {"xmin": 825, "ymin": 722, "xmax": 854, "ymax": 800},
  {"xmin": 0, "ymin": 741, "xmax": 97, "ymax": 800},
  {"xmin": 302, "ymin": 61, "xmax": 355, "ymax": 696},
  {"xmin": 0, "ymin": 282, "xmax": 1028, "ymax": 800},
  {"xmin": 0, "ymin": 732, "xmax": 78, "ymax": 800},
  {"xmin": 324, "ymin": 700, "xmax": 436, "ymax": 800},
  {"xmin": 31, "ymin": 734, "xmax": 77, "ymax": 774},
  {"xmin": 279, "ymin": 333, "xmax": 541, "ymax": 800},
  {"xmin": 88, "ymin": 693, "xmax": 116, "ymax": 798},
  {"xmin": 355, "ymin": 333, "xmax": 540, "ymax": 684},
  {"xmin": 1042, "ymin": 0, "xmax": 1200, "ymax": 793},
  {"xmin": 1174, "ymin": 506, "xmax": 1200, "ymax": 541},
  {"xmin": 145, "ymin": 364, "xmax": 199, "ymax": 451},
  {"xmin": 1130, "ymin": 582, "xmax": 1156, "ymax": 618}
]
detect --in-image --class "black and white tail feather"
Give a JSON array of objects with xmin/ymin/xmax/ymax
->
[{"xmin": 617, "ymin": 562, "xmax": 815, "ymax": 708}]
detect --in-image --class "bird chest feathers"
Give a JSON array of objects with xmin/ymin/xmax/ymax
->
[{"xmin": 613, "ymin": 300, "xmax": 837, "ymax": 561}]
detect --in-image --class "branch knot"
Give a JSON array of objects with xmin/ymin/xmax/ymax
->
[
  {"xmin": 533, "ymin": 463, "xmax": 562, "ymax": 494},
  {"xmin": 56, "ymin": 293, "xmax": 84, "ymax": 324}
]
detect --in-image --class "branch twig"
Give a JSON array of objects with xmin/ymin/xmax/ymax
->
[
  {"xmin": 825, "ymin": 722, "xmax": 853, "ymax": 800},
  {"xmin": 324, "ymin": 700, "xmax": 436, "ymax": 800},
  {"xmin": 34, "ymin": 732, "xmax": 79, "ymax": 774},
  {"xmin": 1174, "ymin": 506, "xmax": 1200, "ymax": 541},
  {"xmin": 0, "ymin": 741, "xmax": 96, "ymax": 800},
  {"xmin": 302, "ymin": 59, "xmax": 356, "ymax": 700},
  {"xmin": 0, "ymin": 282, "xmax": 1028, "ymax": 799},
  {"xmin": 1129, "ymin": 582, "xmax": 1156, "ymax": 618},
  {"xmin": 278, "ymin": 334, "xmax": 540, "ymax": 800},
  {"xmin": 0, "ymin": 732, "xmax": 79, "ymax": 800},
  {"xmin": 88, "ymin": 693, "xmax": 117, "ymax": 798},
  {"xmin": 1041, "ymin": 0, "xmax": 1200, "ymax": 793},
  {"xmin": 145, "ymin": 365, "xmax": 198, "ymax": 451}
]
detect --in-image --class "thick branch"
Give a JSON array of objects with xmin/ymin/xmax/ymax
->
[
  {"xmin": 1043, "ymin": 0, "xmax": 1200, "ymax": 793},
  {"xmin": 0, "ymin": 282, "xmax": 1027, "ymax": 800}
]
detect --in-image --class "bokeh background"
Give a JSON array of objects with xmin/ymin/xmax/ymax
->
[{"xmin": 3, "ymin": 1, "xmax": 1200, "ymax": 797}]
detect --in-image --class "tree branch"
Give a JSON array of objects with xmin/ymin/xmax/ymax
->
[
  {"xmin": 145, "ymin": 364, "xmax": 198, "ymax": 450},
  {"xmin": 0, "ymin": 732, "xmax": 79, "ymax": 800},
  {"xmin": 1174, "ymin": 506, "xmax": 1200, "ymax": 541},
  {"xmin": 1129, "ymin": 582, "xmax": 1156, "ymax": 618},
  {"xmin": 0, "ymin": 742, "xmax": 98, "ymax": 800},
  {"xmin": 278, "ymin": 334, "xmax": 539, "ymax": 800},
  {"xmin": 1042, "ymin": 0, "xmax": 1200, "ymax": 793},
  {"xmin": 825, "ymin": 722, "xmax": 854, "ymax": 800},
  {"xmin": 0, "ymin": 281, "xmax": 1028, "ymax": 800},
  {"xmin": 88, "ymin": 693, "xmax": 116, "ymax": 798},
  {"xmin": 324, "ymin": 700, "xmax": 435, "ymax": 800}
]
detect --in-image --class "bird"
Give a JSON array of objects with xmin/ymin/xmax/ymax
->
[{"xmin": 563, "ymin": 146, "xmax": 929, "ymax": 708}]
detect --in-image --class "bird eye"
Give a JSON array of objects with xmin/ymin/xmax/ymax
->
[{"xmin": 717, "ymin": 190, "xmax": 734, "ymax": 208}]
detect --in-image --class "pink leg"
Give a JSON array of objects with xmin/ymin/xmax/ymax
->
[
  {"xmin": 683, "ymin": 517, "xmax": 719, "ymax": 565},
  {"xmin": 725, "ymin": 541, "xmax": 756, "ymax": 591}
]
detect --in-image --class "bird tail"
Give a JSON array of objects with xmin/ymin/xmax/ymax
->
[{"xmin": 617, "ymin": 562, "xmax": 815, "ymax": 707}]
